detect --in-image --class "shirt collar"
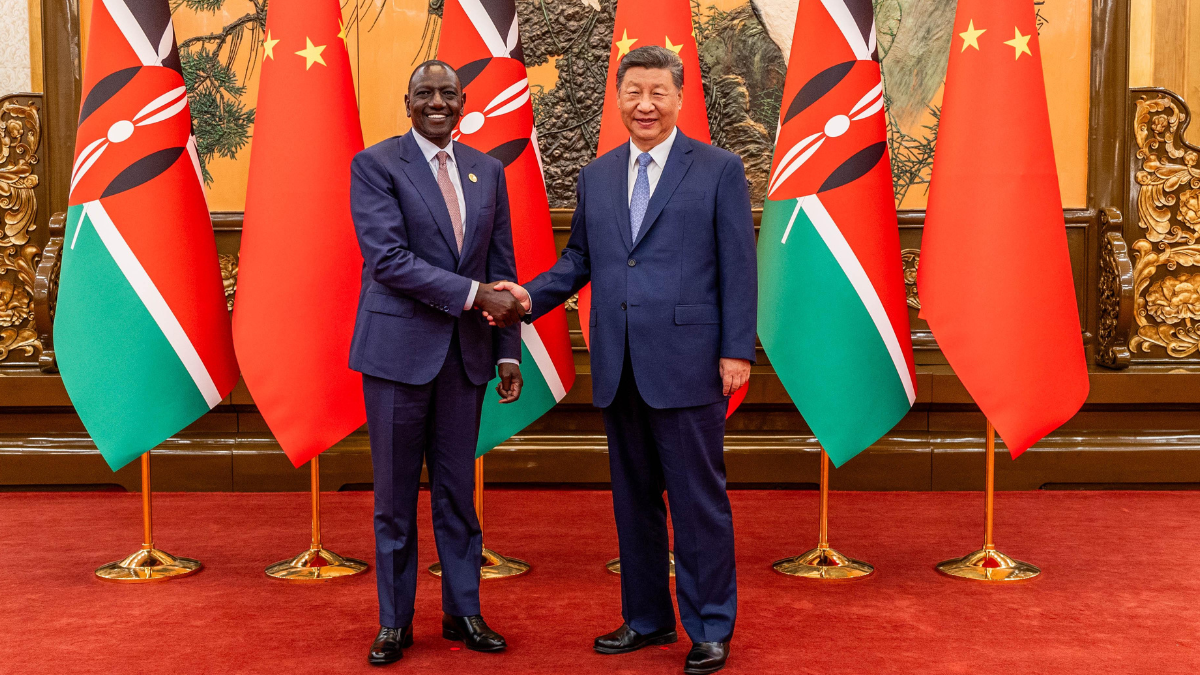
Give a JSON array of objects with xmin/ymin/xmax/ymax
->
[
  {"xmin": 628, "ymin": 126, "xmax": 677, "ymax": 170},
  {"xmin": 411, "ymin": 129, "xmax": 457, "ymax": 166}
]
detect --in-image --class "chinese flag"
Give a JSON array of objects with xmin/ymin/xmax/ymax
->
[
  {"xmin": 579, "ymin": 0, "xmax": 745, "ymax": 412},
  {"xmin": 916, "ymin": 0, "xmax": 1088, "ymax": 456},
  {"xmin": 232, "ymin": 0, "xmax": 366, "ymax": 466}
]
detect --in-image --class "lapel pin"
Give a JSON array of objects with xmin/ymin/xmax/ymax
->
[{"xmin": 468, "ymin": 173, "xmax": 478, "ymax": 183}]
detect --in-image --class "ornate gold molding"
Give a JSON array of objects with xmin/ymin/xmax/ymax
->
[
  {"xmin": 901, "ymin": 248, "xmax": 921, "ymax": 310},
  {"xmin": 1127, "ymin": 91, "xmax": 1200, "ymax": 360},
  {"xmin": 0, "ymin": 97, "xmax": 42, "ymax": 365},
  {"xmin": 1097, "ymin": 208, "xmax": 1132, "ymax": 368},
  {"xmin": 219, "ymin": 253, "xmax": 238, "ymax": 311},
  {"xmin": 33, "ymin": 212, "xmax": 64, "ymax": 372}
]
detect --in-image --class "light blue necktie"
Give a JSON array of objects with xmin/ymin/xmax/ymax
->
[{"xmin": 629, "ymin": 152, "xmax": 653, "ymax": 242}]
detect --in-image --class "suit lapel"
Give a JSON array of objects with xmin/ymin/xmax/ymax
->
[
  {"xmin": 397, "ymin": 133, "xmax": 460, "ymax": 263},
  {"xmin": 607, "ymin": 143, "xmax": 633, "ymax": 252},
  {"xmin": 456, "ymin": 147, "xmax": 480, "ymax": 272},
  {"xmin": 633, "ymin": 131, "xmax": 693, "ymax": 250}
]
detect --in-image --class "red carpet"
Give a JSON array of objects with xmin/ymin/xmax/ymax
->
[{"xmin": 2, "ymin": 489, "xmax": 1199, "ymax": 673}]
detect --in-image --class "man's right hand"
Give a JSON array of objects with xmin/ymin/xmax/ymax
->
[
  {"xmin": 491, "ymin": 281, "xmax": 531, "ymax": 313},
  {"xmin": 475, "ymin": 283, "xmax": 525, "ymax": 328}
]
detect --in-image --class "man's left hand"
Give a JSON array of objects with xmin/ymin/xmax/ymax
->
[
  {"xmin": 497, "ymin": 363, "xmax": 522, "ymax": 403},
  {"xmin": 719, "ymin": 358, "xmax": 751, "ymax": 397}
]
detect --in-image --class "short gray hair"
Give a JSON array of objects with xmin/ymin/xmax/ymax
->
[{"xmin": 615, "ymin": 46, "xmax": 684, "ymax": 91}]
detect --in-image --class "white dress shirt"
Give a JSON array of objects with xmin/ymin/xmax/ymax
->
[
  {"xmin": 411, "ymin": 130, "xmax": 518, "ymax": 366},
  {"xmin": 627, "ymin": 125, "xmax": 677, "ymax": 204}
]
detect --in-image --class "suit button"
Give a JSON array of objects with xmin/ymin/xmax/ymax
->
[
  {"xmin": 620, "ymin": 302, "xmax": 627, "ymax": 310},
  {"xmin": 628, "ymin": 259, "xmax": 636, "ymax": 267}
]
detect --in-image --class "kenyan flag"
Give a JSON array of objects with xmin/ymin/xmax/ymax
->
[
  {"xmin": 56, "ymin": 0, "xmax": 239, "ymax": 471},
  {"xmin": 437, "ymin": 0, "xmax": 576, "ymax": 456},
  {"xmin": 758, "ymin": 0, "xmax": 915, "ymax": 467}
]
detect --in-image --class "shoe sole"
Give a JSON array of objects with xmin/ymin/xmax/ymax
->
[
  {"xmin": 443, "ymin": 628, "xmax": 507, "ymax": 652},
  {"xmin": 683, "ymin": 663, "xmax": 726, "ymax": 675},
  {"xmin": 593, "ymin": 631, "xmax": 678, "ymax": 655}
]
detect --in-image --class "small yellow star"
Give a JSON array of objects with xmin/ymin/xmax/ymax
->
[
  {"xmin": 1003, "ymin": 27, "xmax": 1032, "ymax": 59},
  {"xmin": 263, "ymin": 31, "xmax": 279, "ymax": 60},
  {"xmin": 295, "ymin": 37, "xmax": 327, "ymax": 70},
  {"xmin": 616, "ymin": 29, "xmax": 637, "ymax": 57},
  {"xmin": 337, "ymin": 19, "xmax": 348, "ymax": 43},
  {"xmin": 958, "ymin": 20, "xmax": 985, "ymax": 52},
  {"xmin": 664, "ymin": 35, "xmax": 683, "ymax": 55}
]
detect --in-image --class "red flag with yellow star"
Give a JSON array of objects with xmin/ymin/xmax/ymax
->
[
  {"xmin": 916, "ymin": 0, "xmax": 1088, "ymax": 456},
  {"xmin": 232, "ymin": 0, "xmax": 366, "ymax": 466}
]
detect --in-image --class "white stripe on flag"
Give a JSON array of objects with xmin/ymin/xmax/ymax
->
[
  {"xmin": 799, "ymin": 194, "xmax": 916, "ymax": 404},
  {"xmin": 458, "ymin": 0, "xmax": 511, "ymax": 57},
  {"xmin": 521, "ymin": 323, "xmax": 566, "ymax": 401},
  {"xmin": 83, "ymin": 200, "xmax": 224, "ymax": 408},
  {"xmin": 101, "ymin": 0, "xmax": 160, "ymax": 66},
  {"xmin": 821, "ymin": 0, "xmax": 873, "ymax": 61}
]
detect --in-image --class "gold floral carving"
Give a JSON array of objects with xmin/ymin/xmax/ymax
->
[
  {"xmin": 219, "ymin": 253, "xmax": 238, "ymax": 311},
  {"xmin": 0, "ymin": 100, "xmax": 40, "ymax": 247},
  {"xmin": 900, "ymin": 249, "xmax": 921, "ymax": 310},
  {"xmin": 0, "ymin": 98, "xmax": 42, "ymax": 364},
  {"xmin": 564, "ymin": 293, "xmax": 578, "ymax": 311},
  {"xmin": 1128, "ymin": 92, "xmax": 1200, "ymax": 360},
  {"xmin": 33, "ymin": 212, "xmax": 64, "ymax": 372}
]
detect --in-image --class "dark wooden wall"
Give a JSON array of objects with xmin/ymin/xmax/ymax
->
[{"xmin": 7, "ymin": 0, "xmax": 1200, "ymax": 492}]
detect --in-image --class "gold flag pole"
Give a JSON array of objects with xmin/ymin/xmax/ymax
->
[
  {"xmin": 936, "ymin": 420, "xmax": 1040, "ymax": 581},
  {"xmin": 771, "ymin": 447, "xmax": 873, "ymax": 579},
  {"xmin": 96, "ymin": 450, "xmax": 202, "ymax": 581},
  {"xmin": 430, "ymin": 456, "xmax": 530, "ymax": 579},
  {"xmin": 266, "ymin": 454, "xmax": 368, "ymax": 580}
]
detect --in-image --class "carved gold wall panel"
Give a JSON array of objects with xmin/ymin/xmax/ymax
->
[
  {"xmin": 1124, "ymin": 91, "xmax": 1200, "ymax": 361},
  {"xmin": 0, "ymin": 94, "xmax": 43, "ymax": 366}
]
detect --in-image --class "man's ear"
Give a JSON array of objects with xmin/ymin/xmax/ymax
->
[{"xmin": 403, "ymin": 94, "xmax": 411, "ymax": 118}]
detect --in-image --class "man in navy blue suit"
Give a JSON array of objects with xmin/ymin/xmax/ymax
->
[
  {"xmin": 348, "ymin": 60, "xmax": 527, "ymax": 666},
  {"xmin": 497, "ymin": 46, "xmax": 757, "ymax": 675}
]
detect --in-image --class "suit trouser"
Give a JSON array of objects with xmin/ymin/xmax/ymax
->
[
  {"xmin": 602, "ymin": 349, "xmax": 737, "ymax": 644},
  {"xmin": 363, "ymin": 331, "xmax": 486, "ymax": 628}
]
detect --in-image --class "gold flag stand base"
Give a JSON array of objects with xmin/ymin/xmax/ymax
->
[
  {"xmin": 605, "ymin": 552, "xmax": 675, "ymax": 577},
  {"xmin": 429, "ymin": 548, "xmax": 532, "ymax": 580},
  {"xmin": 266, "ymin": 547, "xmax": 369, "ymax": 581},
  {"xmin": 266, "ymin": 456, "xmax": 368, "ymax": 581},
  {"xmin": 936, "ymin": 420, "xmax": 1040, "ymax": 583},
  {"xmin": 772, "ymin": 448, "xmax": 873, "ymax": 580},
  {"xmin": 95, "ymin": 547, "xmax": 202, "ymax": 582},
  {"xmin": 772, "ymin": 546, "xmax": 874, "ymax": 580},
  {"xmin": 96, "ymin": 451, "xmax": 202, "ymax": 582},
  {"xmin": 427, "ymin": 457, "xmax": 531, "ymax": 580},
  {"xmin": 935, "ymin": 547, "xmax": 1040, "ymax": 582}
]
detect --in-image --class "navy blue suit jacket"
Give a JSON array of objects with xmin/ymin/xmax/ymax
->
[
  {"xmin": 348, "ymin": 132, "xmax": 520, "ymax": 386},
  {"xmin": 525, "ymin": 130, "xmax": 757, "ymax": 409}
]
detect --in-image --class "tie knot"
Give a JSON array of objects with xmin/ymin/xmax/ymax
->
[
  {"xmin": 436, "ymin": 150, "xmax": 449, "ymax": 168},
  {"xmin": 637, "ymin": 152, "xmax": 653, "ymax": 169}
]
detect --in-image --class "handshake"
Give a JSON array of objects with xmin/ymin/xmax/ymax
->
[{"xmin": 473, "ymin": 281, "xmax": 532, "ymax": 328}]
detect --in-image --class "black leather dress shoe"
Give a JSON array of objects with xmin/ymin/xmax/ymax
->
[
  {"xmin": 684, "ymin": 641, "xmax": 730, "ymax": 674},
  {"xmin": 593, "ymin": 623, "xmax": 678, "ymax": 654},
  {"xmin": 442, "ymin": 613, "xmax": 507, "ymax": 652},
  {"xmin": 368, "ymin": 624, "xmax": 413, "ymax": 665}
]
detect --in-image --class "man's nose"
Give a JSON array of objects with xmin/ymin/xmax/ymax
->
[{"xmin": 637, "ymin": 96, "xmax": 655, "ymax": 111}]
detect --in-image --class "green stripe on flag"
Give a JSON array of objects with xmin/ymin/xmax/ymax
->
[
  {"xmin": 758, "ymin": 197, "xmax": 911, "ymax": 467},
  {"xmin": 476, "ymin": 338, "xmax": 559, "ymax": 458},
  {"xmin": 56, "ymin": 204, "xmax": 212, "ymax": 470}
]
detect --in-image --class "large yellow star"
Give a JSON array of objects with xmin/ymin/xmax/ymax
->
[
  {"xmin": 263, "ymin": 31, "xmax": 279, "ymax": 60},
  {"xmin": 664, "ymin": 35, "xmax": 683, "ymax": 55},
  {"xmin": 958, "ymin": 20, "xmax": 985, "ymax": 52},
  {"xmin": 616, "ymin": 29, "xmax": 637, "ymax": 57},
  {"xmin": 337, "ymin": 19, "xmax": 348, "ymax": 44},
  {"xmin": 295, "ymin": 37, "xmax": 327, "ymax": 70},
  {"xmin": 1003, "ymin": 27, "xmax": 1032, "ymax": 59}
]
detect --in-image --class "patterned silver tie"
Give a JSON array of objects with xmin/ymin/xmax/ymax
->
[{"xmin": 629, "ymin": 152, "xmax": 653, "ymax": 242}]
